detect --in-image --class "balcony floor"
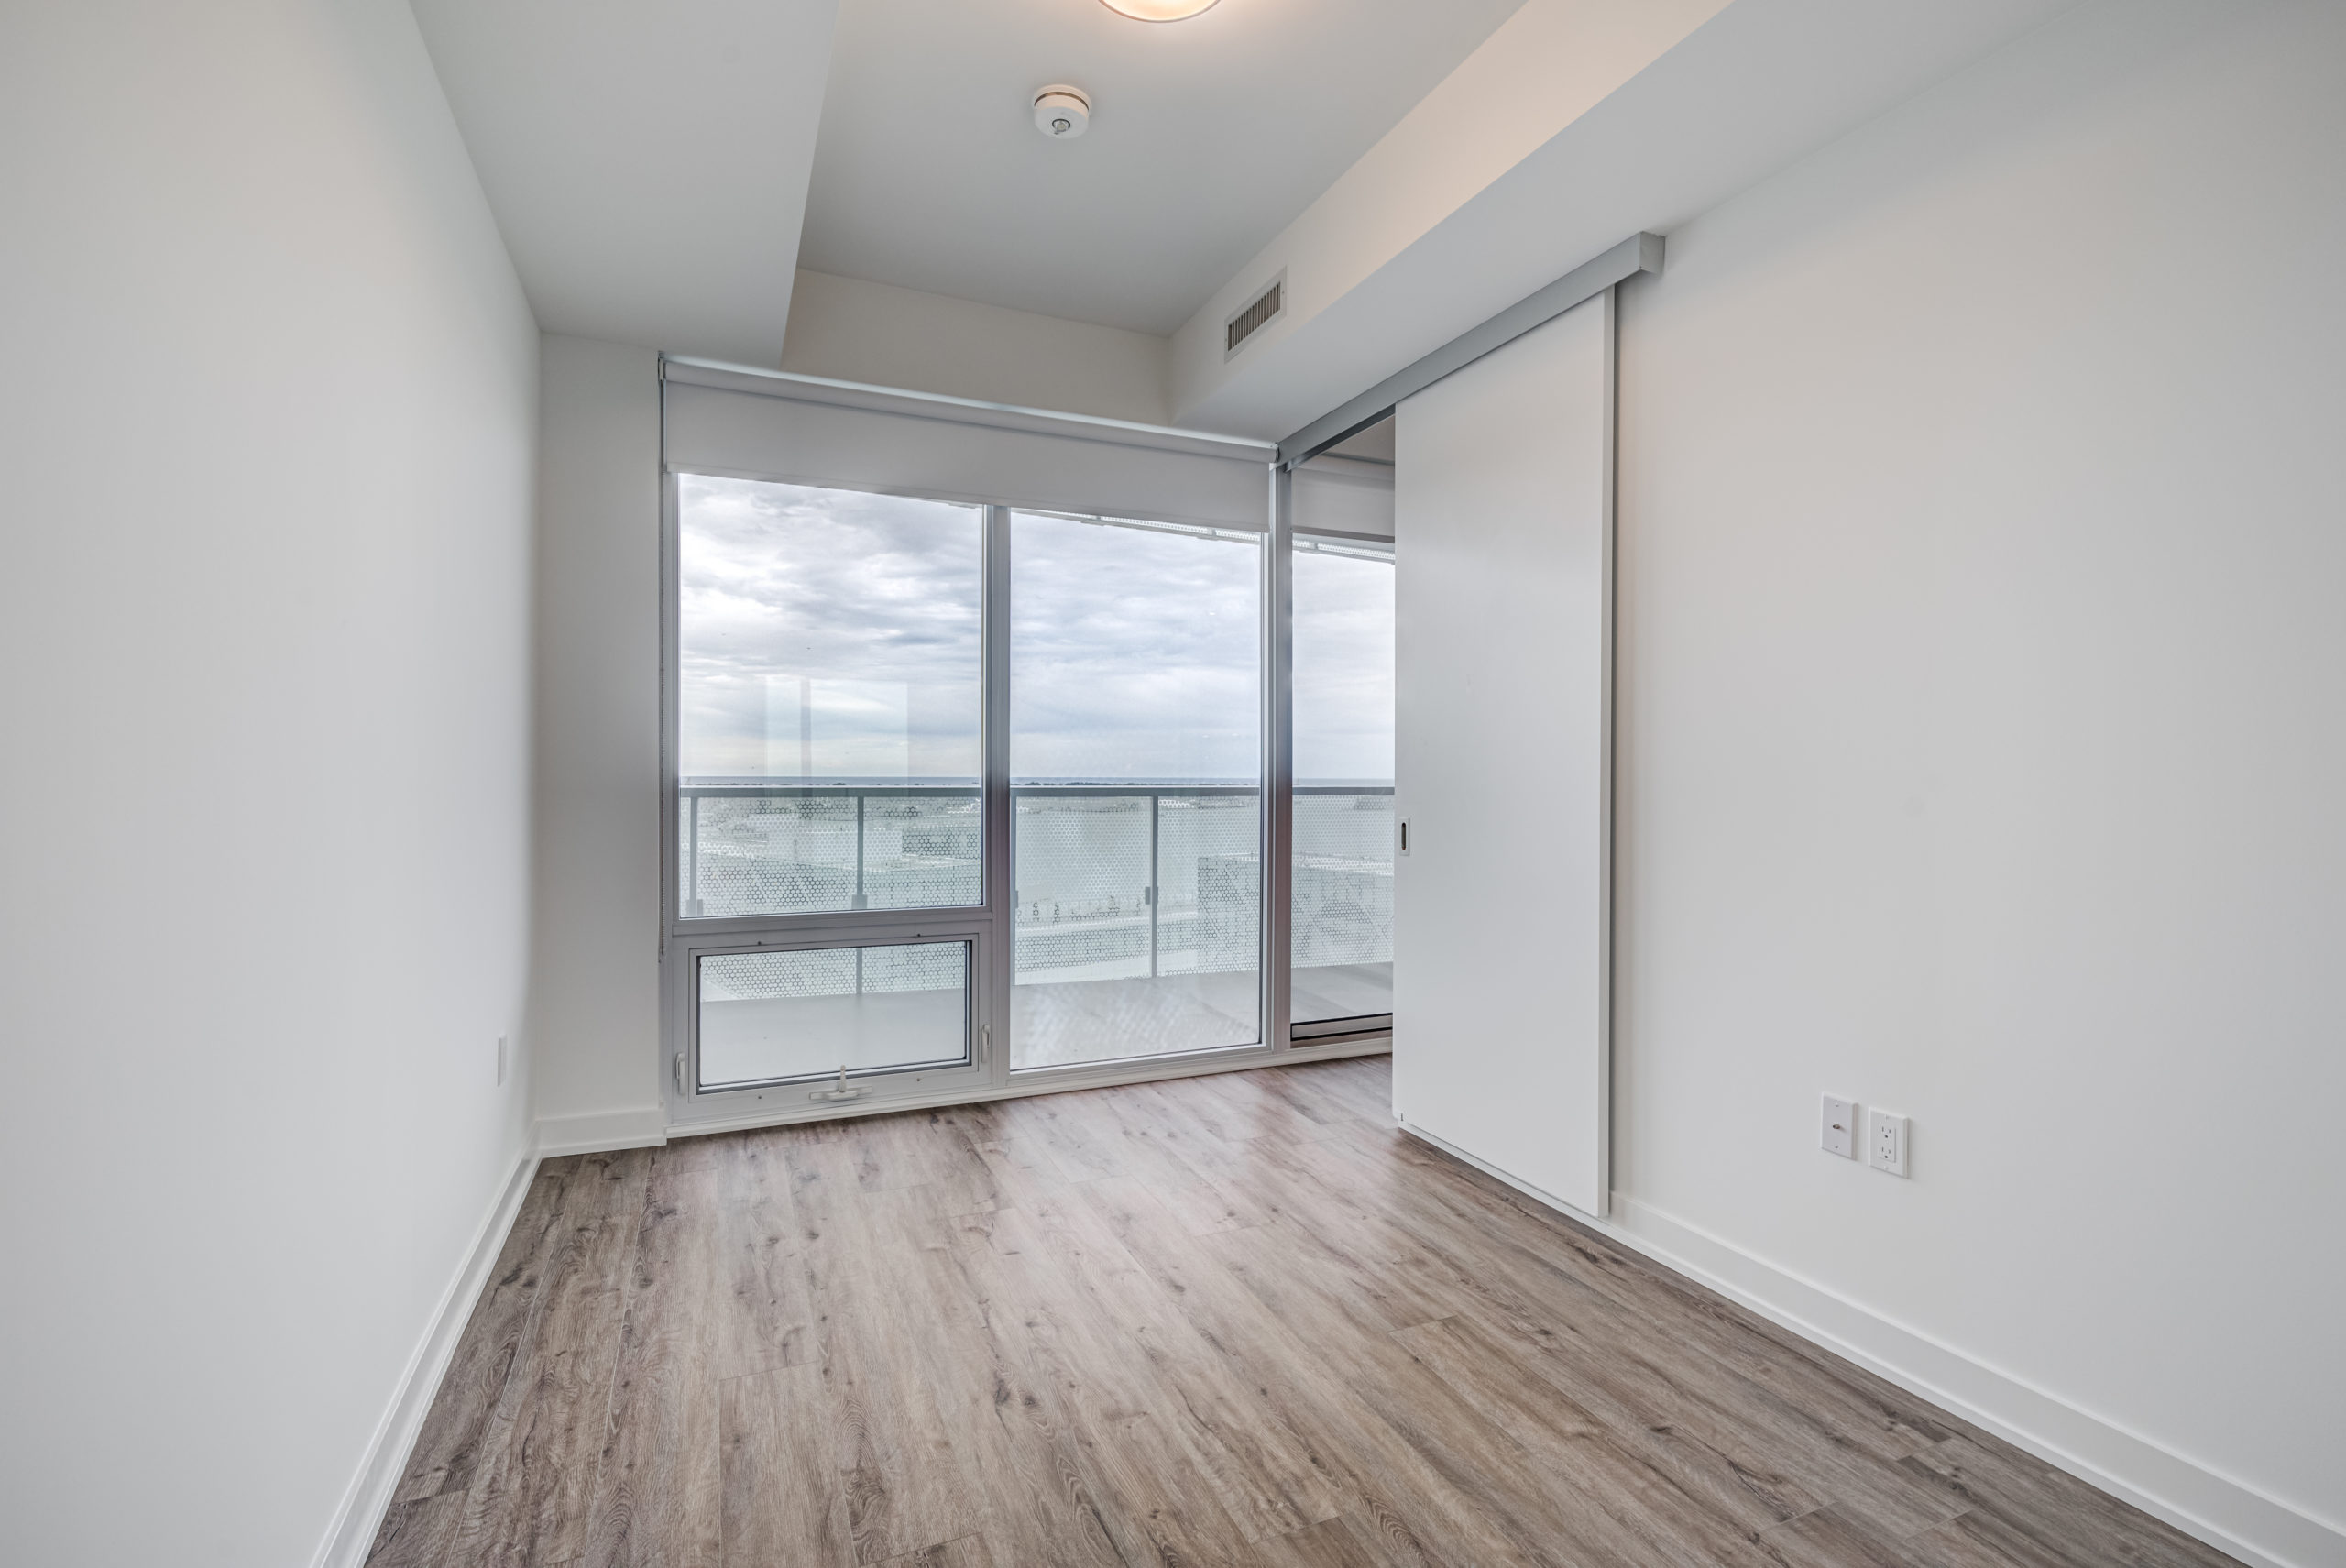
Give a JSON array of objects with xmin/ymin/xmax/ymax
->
[
  {"xmin": 700, "ymin": 964, "xmax": 1396, "ymax": 1087},
  {"xmin": 1014, "ymin": 962, "xmax": 1392, "ymax": 1069},
  {"xmin": 1290, "ymin": 960, "xmax": 1393, "ymax": 1028}
]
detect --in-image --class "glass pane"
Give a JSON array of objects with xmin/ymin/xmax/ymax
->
[
  {"xmin": 1291, "ymin": 534, "xmax": 1395, "ymax": 1026},
  {"xmin": 676, "ymin": 476, "xmax": 983, "ymax": 919},
  {"xmin": 697, "ymin": 941, "xmax": 970, "ymax": 1090},
  {"xmin": 1009, "ymin": 511, "xmax": 1262, "ymax": 1069}
]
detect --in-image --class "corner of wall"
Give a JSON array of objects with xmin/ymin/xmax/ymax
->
[
  {"xmin": 534, "ymin": 1106, "xmax": 670, "ymax": 1157},
  {"xmin": 310, "ymin": 1150, "xmax": 543, "ymax": 1568}
]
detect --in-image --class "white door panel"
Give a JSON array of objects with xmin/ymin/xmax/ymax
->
[{"xmin": 1392, "ymin": 290, "xmax": 1613, "ymax": 1217}]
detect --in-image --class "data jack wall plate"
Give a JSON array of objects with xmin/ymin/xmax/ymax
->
[{"xmin": 1821, "ymin": 1094, "xmax": 1858, "ymax": 1158}]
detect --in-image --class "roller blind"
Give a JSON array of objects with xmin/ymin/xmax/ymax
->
[
  {"xmin": 663, "ymin": 358, "xmax": 1274, "ymax": 530},
  {"xmin": 1292, "ymin": 452, "xmax": 1394, "ymax": 540}
]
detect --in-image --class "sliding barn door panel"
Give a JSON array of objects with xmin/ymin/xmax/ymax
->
[{"xmin": 1391, "ymin": 291, "xmax": 1612, "ymax": 1217}]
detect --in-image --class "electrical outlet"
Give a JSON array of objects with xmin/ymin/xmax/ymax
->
[
  {"xmin": 497, "ymin": 1034, "xmax": 508, "ymax": 1087},
  {"xmin": 1868, "ymin": 1108, "xmax": 1911, "ymax": 1177},
  {"xmin": 1821, "ymin": 1095, "xmax": 1858, "ymax": 1158}
]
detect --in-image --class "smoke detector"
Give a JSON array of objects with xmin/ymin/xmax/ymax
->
[{"xmin": 1033, "ymin": 85, "xmax": 1091, "ymax": 140}]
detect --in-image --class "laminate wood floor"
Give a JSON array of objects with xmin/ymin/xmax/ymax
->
[{"xmin": 369, "ymin": 1058, "xmax": 2237, "ymax": 1568}]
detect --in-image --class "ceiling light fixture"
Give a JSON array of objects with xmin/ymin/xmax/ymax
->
[{"xmin": 1099, "ymin": 0, "xmax": 1221, "ymax": 20}]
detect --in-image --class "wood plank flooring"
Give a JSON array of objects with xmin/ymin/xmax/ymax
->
[{"xmin": 371, "ymin": 1058, "xmax": 2238, "ymax": 1568}]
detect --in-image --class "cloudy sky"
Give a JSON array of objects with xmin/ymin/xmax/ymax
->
[
  {"xmin": 678, "ymin": 475, "xmax": 1392, "ymax": 785},
  {"xmin": 1292, "ymin": 538, "xmax": 1397, "ymax": 784},
  {"xmin": 679, "ymin": 476, "xmax": 984, "ymax": 780}
]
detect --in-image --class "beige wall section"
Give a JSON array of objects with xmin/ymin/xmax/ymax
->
[
  {"xmin": 531, "ymin": 335, "xmax": 667, "ymax": 1151},
  {"xmin": 0, "ymin": 2, "xmax": 539, "ymax": 1563},
  {"xmin": 782, "ymin": 269, "xmax": 1173, "ymax": 425},
  {"xmin": 1610, "ymin": 0, "xmax": 2345, "ymax": 1560}
]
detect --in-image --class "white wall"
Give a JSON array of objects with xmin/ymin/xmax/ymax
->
[
  {"xmin": 0, "ymin": 3, "xmax": 539, "ymax": 1565},
  {"xmin": 532, "ymin": 334, "xmax": 667, "ymax": 1150},
  {"xmin": 1612, "ymin": 1, "xmax": 2345, "ymax": 1561},
  {"xmin": 783, "ymin": 269, "xmax": 1173, "ymax": 425}
]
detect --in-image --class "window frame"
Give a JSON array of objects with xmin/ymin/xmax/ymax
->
[
  {"xmin": 675, "ymin": 916, "xmax": 994, "ymax": 1106},
  {"xmin": 660, "ymin": 448, "xmax": 1387, "ymax": 1136},
  {"xmin": 1286, "ymin": 523, "xmax": 1398, "ymax": 1042}
]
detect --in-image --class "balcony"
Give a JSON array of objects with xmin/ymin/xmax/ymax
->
[{"xmin": 679, "ymin": 781, "xmax": 1393, "ymax": 1068}]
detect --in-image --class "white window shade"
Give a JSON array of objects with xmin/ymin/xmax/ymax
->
[
  {"xmin": 1292, "ymin": 452, "xmax": 1394, "ymax": 540},
  {"xmin": 663, "ymin": 359, "xmax": 1274, "ymax": 530}
]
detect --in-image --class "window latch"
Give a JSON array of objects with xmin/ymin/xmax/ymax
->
[{"xmin": 810, "ymin": 1064, "xmax": 868, "ymax": 1103}]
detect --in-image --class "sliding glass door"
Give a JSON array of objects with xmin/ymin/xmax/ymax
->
[
  {"xmin": 1290, "ymin": 532, "xmax": 1396, "ymax": 1034},
  {"xmin": 1009, "ymin": 511, "xmax": 1263, "ymax": 1069}
]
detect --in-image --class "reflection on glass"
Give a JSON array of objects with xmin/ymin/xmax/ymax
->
[
  {"xmin": 697, "ymin": 942, "xmax": 970, "ymax": 1089},
  {"xmin": 675, "ymin": 476, "xmax": 983, "ymax": 919},
  {"xmin": 1009, "ymin": 511, "xmax": 1263, "ymax": 1069},
  {"xmin": 1291, "ymin": 535, "xmax": 1395, "ymax": 1026}
]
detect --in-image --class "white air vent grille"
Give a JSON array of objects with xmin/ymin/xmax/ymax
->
[{"xmin": 1224, "ymin": 277, "xmax": 1284, "ymax": 356}]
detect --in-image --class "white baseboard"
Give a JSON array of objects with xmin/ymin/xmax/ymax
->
[
  {"xmin": 1595, "ymin": 1195, "xmax": 2344, "ymax": 1568},
  {"xmin": 1398, "ymin": 1120, "xmax": 2340, "ymax": 1568},
  {"xmin": 310, "ymin": 1147, "xmax": 542, "ymax": 1568},
  {"xmin": 534, "ymin": 1105, "xmax": 670, "ymax": 1157}
]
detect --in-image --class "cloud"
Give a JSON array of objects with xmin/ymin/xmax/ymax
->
[
  {"xmin": 679, "ymin": 476, "xmax": 982, "ymax": 779},
  {"xmin": 678, "ymin": 476, "xmax": 1393, "ymax": 786},
  {"xmin": 1294, "ymin": 543, "xmax": 1396, "ymax": 784},
  {"xmin": 1009, "ymin": 510, "xmax": 1260, "ymax": 782}
]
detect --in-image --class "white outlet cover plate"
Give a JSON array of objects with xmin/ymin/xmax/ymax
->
[
  {"xmin": 1868, "ymin": 1108, "xmax": 1912, "ymax": 1177},
  {"xmin": 1821, "ymin": 1094, "xmax": 1858, "ymax": 1158}
]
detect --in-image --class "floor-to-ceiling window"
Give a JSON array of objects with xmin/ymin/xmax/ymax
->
[
  {"xmin": 659, "ymin": 361, "xmax": 1383, "ymax": 1124},
  {"xmin": 1009, "ymin": 512, "xmax": 1263, "ymax": 1069},
  {"xmin": 675, "ymin": 476, "xmax": 987, "ymax": 1091}
]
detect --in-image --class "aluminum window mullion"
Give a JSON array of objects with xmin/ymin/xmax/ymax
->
[
  {"xmin": 1265, "ymin": 466, "xmax": 1295, "ymax": 1052},
  {"xmin": 659, "ymin": 464, "xmax": 687, "ymax": 1113},
  {"xmin": 983, "ymin": 503, "xmax": 1014, "ymax": 1085},
  {"xmin": 660, "ymin": 467, "xmax": 681, "ymax": 952}
]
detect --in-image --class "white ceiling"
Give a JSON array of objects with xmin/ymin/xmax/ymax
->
[
  {"xmin": 795, "ymin": 0, "xmax": 1529, "ymax": 336},
  {"xmin": 409, "ymin": 0, "xmax": 840, "ymax": 362}
]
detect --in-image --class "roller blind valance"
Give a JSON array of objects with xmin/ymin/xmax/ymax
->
[{"xmin": 662, "ymin": 358, "xmax": 1275, "ymax": 531}]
